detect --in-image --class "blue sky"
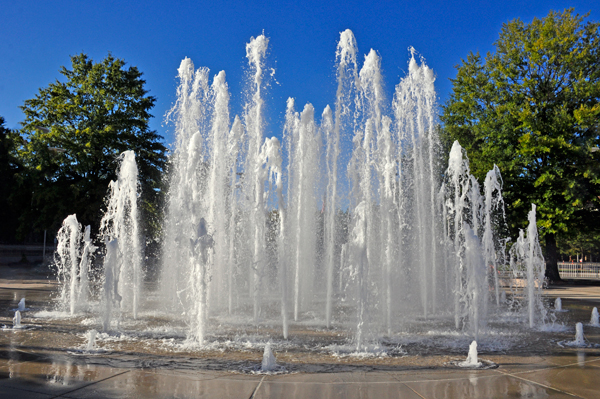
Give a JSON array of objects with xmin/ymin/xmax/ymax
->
[{"xmin": 2, "ymin": 0, "xmax": 599, "ymax": 145}]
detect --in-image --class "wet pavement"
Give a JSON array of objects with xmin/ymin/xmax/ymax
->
[
  {"xmin": 0, "ymin": 263, "xmax": 599, "ymax": 398},
  {"xmin": 1, "ymin": 353, "xmax": 599, "ymax": 398}
]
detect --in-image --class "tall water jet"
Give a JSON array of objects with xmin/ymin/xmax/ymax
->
[
  {"xmin": 509, "ymin": 204, "xmax": 545, "ymax": 328},
  {"xmin": 102, "ymin": 239, "xmax": 120, "ymax": 332},
  {"xmin": 482, "ymin": 166, "xmax": 505, "ymax": 306},
  {"xmin": 525, "ymin": 205, "xmax": 545, "ymax": 328},
  {"xmin": 377, "ymin": 116, "xmax": 395, "ymax": 336},
  {"xmin": 226, "ymin": 117, "xmax": 244, "ymax": 316},
  {"xmin": 393, "ymin": 48, "xmax": 441, "ymax": 319},
  {"xmin": 189, "ymin": 218, "xmax": 213, "ymax": 343},
  {"xmin": 55, "ymin": 215, "xmax": 83, "ymax": 315},
  {"xmin": 150, "ymin": 30, "xmax": 548, "ymax": 348},
  {"xmin": 244, "ymin": 34, "xmax": 270, "ymax": 323},
  {"xmin": 463, "ymin": 225, "xmax": 487, "ymax": 338},
  {"xmin": 444, "ymin": 142, "xmax": 473, "ymax": 330},
  {"xmin": 591, "ymin": 307, "xmax": 599, "ymax": 327},
  {"xmin": 78, "ymin": 226, "xmax": 96, "ymax": 308},
  {"xmin": 54, "ymin": 150, "xmax": 140, "ymax": 328},
  {"xmin": 348, "ymin": 49, "xmax": 384, "ymax": 345},
  {"xmin": 270, "ymin": 132, "xmax": 287, "ymax": 338},
  {"xmin": 286, "ymin": 101, "xmax": 321, "ymax": 322},
  {"xmin": 349, "ymin": 200, "xmax": 369, "ymax": 350},
  {"xmin": 325, "ymin": 30, "xmax": 359, "ymax": 328},
  {"xmin": 206, "ymin": 71, "xmax": 231, "ymax": 314},
  {"xmin": 443, "ymin": 142, "xmax": 518, "ymax": 335},
  {"xmin": 161, "ymin": 56, "xmax": 213, "ymax": 343},
  {"xmin": 99, "ymin": 150, "xmax": 142, "ymax": 319},
  {"xmin": 254, "ymin": 137, "xmax": 284, "ymax": 322}
]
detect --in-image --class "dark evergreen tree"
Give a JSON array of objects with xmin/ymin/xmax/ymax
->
[{"xmin": 0, "ymin": 116, "xmax": 26, "ymax": 242}]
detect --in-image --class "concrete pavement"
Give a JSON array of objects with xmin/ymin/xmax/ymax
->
[{"xmin": 0, "ymin": 264, "xmax": 598, "ymax": 398}]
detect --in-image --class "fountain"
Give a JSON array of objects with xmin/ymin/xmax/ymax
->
[
  {"xmin": 13, "ymin": 311, "xmax": 22, "ymax": 329},
  {"xmin": 553, "ymin": 297, "xmax": 568, "ymax": 313},
  {"xmin": 55, "ymin": 215, "xmax": 83, "ymax": 315},
  {"xmin": 99, "ymin": 150, "xmax": 142, "ymax": 321},
  {"xmin": 591, "ymin": 307, "xmax": 599, "ymax": 327},
  {"xmin": 555, "ymin": 298, "xmax": 562, "ymax": 311},
  {"xmin": 85, "ymin": 329, "xmax": 98, "ymax": 352},
  {"xmin": 261, "ymin": 343, "xmax": 277, "ymax": 372},
  {"xmin": 459, "ymin": 341, "xmax": 481, "ymax": 367},
  {"xmin": 17, "ymin": 298, "xmax": 25, "ymax": 312},
  {"xmin": 558, "ymin": 322, "xmax": 597, "ymax": 348},
  {"xmin": 507, "ymin": 205, "xmax": 546, "ymax": 328},
  {"xmin": 49, "ymin": 30, "xmax": 549, "ymax": 358},
  {"xmin": 574, "ymin": 323, "xmax": 585, "ymax": 345},
  {"xmin": 101, "ymin": 239, "xmax": 120, "ymax": 332}
]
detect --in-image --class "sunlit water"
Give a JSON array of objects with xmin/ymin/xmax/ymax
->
[{"xmin": 50, "ymin": 30, "xmax": 550, "ymax": 359}]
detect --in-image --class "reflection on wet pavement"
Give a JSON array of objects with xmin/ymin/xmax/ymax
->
[{"xmin": 0, "ymin": 265, "xmax": 599, "ymax": 398}]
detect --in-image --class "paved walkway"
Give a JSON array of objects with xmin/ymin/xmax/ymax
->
[
  {"xmin": 544, "ymin": 283, "xmax": 600, "ymax": 303},
  {"xmin": 1, "ymin": 353, "xmax": 599, "ymax": 398},
  {"xmin": 0, "ymin": 266, "xmax": 598, "ymax": 398}
]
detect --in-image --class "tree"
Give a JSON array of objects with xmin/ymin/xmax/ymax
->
[
  {"xmin": 441, "ymin": 9, "xmax": 600, "ymax": 282},
  {"xmin": 557, "ymin": 231, "xmax": 600, "ymax": 262},
  {"xmin": 15, "ymin": 54, "xmax": 167, "ymax": 241},
  {"xmin": 0, "ymin": 117, "xmax": 26, "ymax": 242}
]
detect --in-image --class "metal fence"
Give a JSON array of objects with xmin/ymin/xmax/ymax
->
[{"xmin": 558, "ymin": 262, "xmax": 600, "ymax": 279}]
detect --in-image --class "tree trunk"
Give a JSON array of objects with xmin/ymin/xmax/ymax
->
[{"xmin": 544, "ymin": 233, "xmax": 562, "ymax": 283}]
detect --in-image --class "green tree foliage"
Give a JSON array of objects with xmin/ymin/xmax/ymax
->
[
  {"xmin": 15, "ymin": 54, "xmax": 167, "ymax": 241},
  {"xmin": 0, "ymin": 117, "xmax": 26, "ymax": 242},
  {"xmin": 441, "ymin": 9, "xmax": 600, "ymax": 282},
  {"xmin": 557, "ymin": 231, "xmax": 600, "ymax": 262}
]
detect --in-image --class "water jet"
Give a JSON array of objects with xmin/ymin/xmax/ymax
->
[
  {"xmin": 13, "ymin": 310, "xmax": 22, "ymax": 329},
  {"xmin": 459, "ymin": 341, "xmax": 481, "ymax": 367},
  {"xmin": 49, "ymin": 30, "xmax": 550, "ymax": 360},
  {"xmin": 261, "ymin": 343, "xmax": 277, "ymax": 372},
  {"xmin": 555, "ymin": 298, "xmax": 562, "ymax": 311},
  {"xmin": 591, "ymin": 307, "xmax": 599, "ymax": 327},
  {"xmin": 17, "ymin": 298, "xmax": 25, "ymax": 312}
]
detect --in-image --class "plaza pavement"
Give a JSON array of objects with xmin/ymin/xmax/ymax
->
[{"xmin": 0, "ymin": 263, "xmax": 598, "ymax": 398}]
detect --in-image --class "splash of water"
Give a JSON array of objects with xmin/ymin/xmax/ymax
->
[
  {"xmin": 483, "ymin": 166, "xmax": 505, "ymax": 306},
  {"xmin": 261, "ymin": 342, "xmax": 277, "ymax": 372},
  {"xmin": 555, "ymin": 298, "xmax": 562, "ymax": 311},
  {"xmin": 86, "ymin": 329, "xmax": 98, "ymax": 351},
  {"xmin": 324, "ymin": 30, "xmax": 359, "ymax": 329},
  {"xmin": 574, "ymin": 322, "xmax": 585, "ymax": 345},
  {"xmin": 50, "ymin": 30, "xmax": 548, "ymax": 351},
  {"xmin": 156, "ymin": 31, "xmax": 548, "ymax": 347},
  {"xmin": 13, "ymin": 311, "xmax": 22, "ymax": 328},
  {"xmin": 459, "ymin": 340, "xmax": 481, "ymax": 367},
  {"xmin": 509, "ymin": 205, "xmax": 546, "ymax": 328},
  {"xmin": 55, "ymin": 215, "xmax": 94, "ymax": 315},
  {"xmin": 99, "ymin": 151, "xmax": 142, "ymax": 320},
  {"xmin": 286, "ymin": 102, "xmax": 320, "ymax": 322},
  {"xmin": 591, "ymin": 308, "xmax": 599, "ymax": 326},
  {"xmin": 17, "ymin": 298, "xmax": 25, "ymax": 312},
  {"xmin": 102, "ymin": 239, "xmax": 120, "ymax": 332}
]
